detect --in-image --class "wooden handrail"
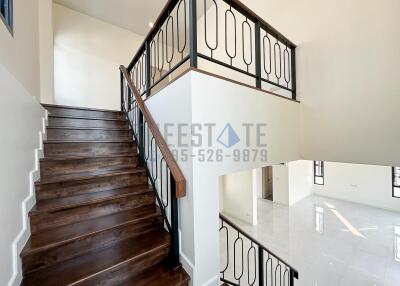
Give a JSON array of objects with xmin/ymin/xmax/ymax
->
[{"xmin": 120, "ymin": 65, "xmax": 186, "ymax": 198}]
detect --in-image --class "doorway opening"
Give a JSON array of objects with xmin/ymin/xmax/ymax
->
[{"xmin": 262, "ymin": 166, "xmax": 273, "ymax": 201}]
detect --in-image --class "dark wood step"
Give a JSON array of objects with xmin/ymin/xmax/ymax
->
[
  {"xmin": 22, "ymin": 206, "xmax": 162, "ymax": 275},
  {"xmin": 33, "ymin": 185, "xmax": 152, "ymax": 212},
  {"xmin": 35, "ymin": 168, "xmax": 148, "ymax": 200},
  {"xmin": 48, "ymin": 115, "xmax": 128, "ymax": 129},
  {"xmin": 43, "ymin": 104, "xmax": 123, "ymax": 119},
  {"xmin": 29, "ymin": 187, "xmax": 155, "ymax": 234},
  {"xmin": 44, "ymin": 141, "xmax": 136, "ymax": 158},
  {"xmin": 21, "ymin": 103, "xmax": 189, "ymax": 285},
  {"xmin": 36, "ymin": 167, "xmax": 145, "ymax": 185},
  {"xmin": 40, "ymin": 155, "xmax": 139, "ymax": 178},
  {"xmin": 46, "ymin": 127, "xmax": 132, "ymax": 141},
  {"xmin": 123, "ymin": 263, "xmax": 190, "ymax": 286},
  {"xmin": 21, "ymin": 229, "xmax": 170, "ymax": 286}
]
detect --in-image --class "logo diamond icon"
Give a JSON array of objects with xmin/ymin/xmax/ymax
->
[{"xmin": 217, "ymin": 123, "xmax": 240, "ymax": 148}]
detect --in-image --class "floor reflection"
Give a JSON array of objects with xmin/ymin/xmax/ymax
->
[
  {"xmin": 314, "ymin": 205, "xmax": 324, "ymax": 234},
  {"xmin": 395, "ymin": 226, "xmax": 400, "ymax": 263}
]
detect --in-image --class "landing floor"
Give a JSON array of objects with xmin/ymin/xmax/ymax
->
[{"xmin": 223, "ymin": 195, "xmax": 400, "ymax": 286}]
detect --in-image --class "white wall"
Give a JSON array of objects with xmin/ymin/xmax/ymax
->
[
  {"xmin": 147, "ymin": 70, "xmax": 301, "ymax": 285},
  {"xmin": 0, "ymin": 66, "xmax": 46, "ymax": 286},
  {"xmin": 288, "ymin": 160, "xmax": 313, "ymax": 205},
  {"xmin": 313, "ymin": 162, "xmax": 400, "ymax": 212},
  {"xmin": 0, "ymin": 0, "xmax": 40, "ymax": 98},
  {"xmin": 145, "ymin": 73, "xmax": 196, "ymax": 283},
  {"xmin": 53, "ymin": 4, "xmax": 144, "ymax": 110},
  {"xmin": 0, "ymin": 1, "xmax": 48, "ymax": 284},
  {"xmin": 237, "ymin": 0, "xmax": 400, "ymax": 167},
  {"xmin": 220, "ymin": 169, "xmax": 258, "ymax": 225},
  {"xmin": 191, "ymin": 70, "xmax": 300, "ymax": 285},
  {"xmin": 272, "ymin": 164, "xmax": 289, "ymax": 205},
  {"xmin": 38, "ymin": 0, "xmax": 55, "ymax": 104}
]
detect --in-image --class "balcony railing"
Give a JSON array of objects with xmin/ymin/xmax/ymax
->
[
  {"xmin": 126, "ymin": 0, "xmax": 297, "ymax": 100},
  {"xmin": 220, "ymin": 214, "xmax": 299, "ymax": 286}
]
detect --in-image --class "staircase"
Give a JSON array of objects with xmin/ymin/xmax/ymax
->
[{"xmin": 21, "ymin": 104, "xmax": 189, "ymax": 285}]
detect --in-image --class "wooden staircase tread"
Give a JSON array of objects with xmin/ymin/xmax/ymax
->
[
  {"xmin": 123, "ymin": 263, "xmax": 190, "ymax": 286},
  {"xmin": 36, "ymin": 167, "xmax": 145, "ymax": 184},
  {"xmin": 48, "ymin": 114, "xmax": 127, "ymax": 121},
  {"xmin": 42, "ymin": 103, "xmax": 122, "ymax": 113},
  {"xmin": 40, "ymin": 153, "xmax": 137, "ymax": 161},
  {"xmin": 22, "ymin": 206, "xmax": 160, "ymax": 256},
  {"xmin": 31, "ymin": 185, "xmax": 153, "ymax": 213},
  {"xmin": 21, "ymin": 104, "xmax": 187, "ymax": 284},
  {"xmin": 46, "ymin": 126, "xmax": 131, "ymax": 131},
  {"xmin": 21, "ymin": 230, "xmax": 170, "ymax": 286},
  {"xmin": 44, "ymin": 139, "xmax": 134, "ymax": 144}
]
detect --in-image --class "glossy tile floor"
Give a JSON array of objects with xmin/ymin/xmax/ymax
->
[{"xmin": 222, "ymin": 195, "xmax": 400, "ymax": 286}]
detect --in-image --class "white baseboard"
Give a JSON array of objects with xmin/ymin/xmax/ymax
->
[
  {"xmin": 178, "ymin": 230, "xmax": 220, "ymax": 286},
  {"xmin": 201, "ymin": 275, "xmax": 219, "ymax": 286},
  {"xmin": 179, "ymin": 229, "xmax": 194, "ymax": 285},
  {"xmin": 7, "ymin": 113, "xmax": 47, "ymax": 286}
]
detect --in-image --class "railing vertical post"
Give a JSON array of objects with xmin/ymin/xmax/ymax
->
[
  {"xmin": 127, "ymin": 83, "xmax": 132, "ymax": 112},
  {"xmin": 289, "ymin": 269, "xmax": 296, "ymax": 286},
  {"xmin": 120, "ymin": 71, "xmax": 124, "ymax": 112},
  {"xmin": 145, "ymin": 42, "xmax": 151, "ymax": 98},
  {"xmin": 291, "ymin": 47, "xmax": 297, "ymax": 100},
  {"xmin": 138, "ymin": 110, "xmax": 145, "ymax": 166},
  {"xmin": 258, "ymin": 247, "xmax": 264, "ymax": 286},
  {"xmin": 189, "ymin": 0, "xmax": 198, "ymax": 68},
  {"xmin": 170, "ymin": 174, "xmax": 180, "ymax": 268},
  {"xmin": 255, "ymin": 21, "xmax": 262, "ymax": 89}
]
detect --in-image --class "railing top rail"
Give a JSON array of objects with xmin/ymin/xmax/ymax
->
[
  {"xmin": 120, "ymin": 65, "xmax": 186, "ymax": 198},
  {"xmin": 128, "ymin": 0, "xmax": 296, "ymax": 71},
  {"xmin": 220, "ymin": 213, "xmax": 299, "ymax": 278}
]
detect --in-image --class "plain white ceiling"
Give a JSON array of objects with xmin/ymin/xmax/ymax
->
[{"xmin": 53, "ymin": 0, "xmax": 168, "ymax": 36}]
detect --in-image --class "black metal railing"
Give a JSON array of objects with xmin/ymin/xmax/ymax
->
[
  {"xmin": 126, "ymin": 0, "xmax": 297, "ymax": 100},
  {"xmin": 220, "ymin": 214, "xmax": 299, "ymax": 286},
  {"xmin": 120, "ymin": 66, "xmax": 185, "ymax": 268}
]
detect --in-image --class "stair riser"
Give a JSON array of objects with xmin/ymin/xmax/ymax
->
[
  {"xmin": 36, "ymin": 172, "xmax": 148, "ymax": 200},
  {"xmin": 44, "ymin": 142, "xmax": 136, "ymax": 158},
  {"xmin": 40, "ymin": 157, "xmax": 139, "ymax": 178},
  {"xmin": 76, "ymin": 247, "xmax": 169, "ymax": 286},
  {"xmin": 23, "ymin": 216, "xmax": 163, "ymax": 275},
  {"xmin": 30, "ymin": 192, "xmax": 155, "ymax": 234},
  {"xmin": 48, "ymin": 117, "xmax": 128, "ymax": 129},
  {"xmin": 45, "ymin": 106, "xmax": 123, "ymax": 119},
  {"xmin": 47, "ymin": 129, "xmax": 132, "ymax": 141}
]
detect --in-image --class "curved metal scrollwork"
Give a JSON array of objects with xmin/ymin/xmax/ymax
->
[
  {"xmin": 263, "ymin": 33, "xmax": 272, "ymax": 79},
  {"xmin": 283, "ymin": 44, "xmax": 291, "ymax": 87},
  {"xmin": 225, "ymin": 6, "xmax": 237, "ymax": 65},
  {"xmin": 219, "ymin": 214, "xmax": 298, "ymax": 286},
  {"xmin": 247, "ymin": 243, "xmax": 257, "ymax": 286},
  {"xmin": 156, "ymin": 29, "xmax": 165, "ymax": 76},
  {"xmin": 166, "ymin": 14, "xmax": 175, "ymax": 69},
  {"xmin": 242, "ymin": 17, "xmax": 253, "ymax": 72},
  {"xmin": 274, "ymin": 40, "xmax": 282, "ymax": 83},
  {"xmin": 233, "ymin": 232, "xmax": 244, "ymax": 281},
  {"xmin": 176, "ymin": 0, "xmax": 187, "ymax": 60},
  {"xmin": 204, "ymin": 0, "xmax": 218, "ymax": 57},
  {"xmin": 219, "ymin": 222, "xmax": 229, "ymax": 274}
]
